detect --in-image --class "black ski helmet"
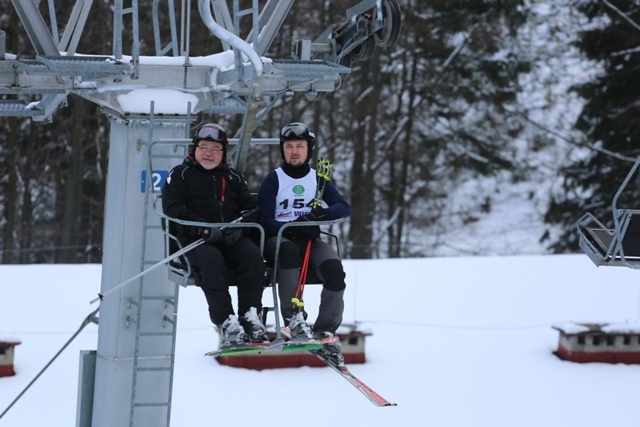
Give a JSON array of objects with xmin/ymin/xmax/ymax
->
[
  {"xmin": 279, "ymin": 122, "xmax": 316, "ymax": 163},
  {"xmin": 191, "ymin": 123, "xmax": 229, "ymax": 163}
]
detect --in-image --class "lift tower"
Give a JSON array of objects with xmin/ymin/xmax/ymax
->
[{"xmin": 2, "ymin": 1, "xmax": 401, "ymax": 426}]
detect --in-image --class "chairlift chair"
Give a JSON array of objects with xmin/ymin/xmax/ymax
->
[
  {"xmin": 577, "ymin": 156, "xmax": 640, "ymax": 269},
  {"xmin": 161, "ymin": 214, "xmax": 345, "ymax": 331}
]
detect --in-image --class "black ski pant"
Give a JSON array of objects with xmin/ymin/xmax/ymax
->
[
  {"xmin": 186, "ymin": 236, "xmax": 265, "ymax": 326},
  {"xmin": 264, "ymin": 236, "xmax": 346, "ymax": 334}
]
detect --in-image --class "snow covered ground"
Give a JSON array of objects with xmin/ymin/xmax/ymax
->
[{"xmin": 1, "ymin": 255, "xmax": 639, "ymax": 426}]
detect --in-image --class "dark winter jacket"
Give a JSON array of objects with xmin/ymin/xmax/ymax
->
[
  {"xmin": 162, "ymin": 155, "xmax": 256, "ymax": 244},
  {"xmin": 257, "ymin": 162, "xmax": 351, "ymax": 238}
]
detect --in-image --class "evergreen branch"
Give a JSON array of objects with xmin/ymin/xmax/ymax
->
[
  {"xmin": 602, "ymin": 0, "xmax": 640, "ymax": 32},
  {"xmin": 512, "ymin": 109, "xmax": 636, "ymax": 163}
]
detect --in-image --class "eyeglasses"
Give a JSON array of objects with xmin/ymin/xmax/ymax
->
[
  {"xmin": 280, "ymin": 122, "xmax": 315, "ymax": 141},
  {"xmin": 196, "ymin": 125, "xmax": 227, "ymax": 142},
  {"xmin": 196, "ymin": 146, "xmax": 224, "ymax": 154}
]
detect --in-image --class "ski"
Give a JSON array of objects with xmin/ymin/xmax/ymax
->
[
  {"xmin": 205, "ymin": 337, "xmax": 286, "ymax": 357},
  {"xmin": 281, "ymin": 334, "xmax": 338, "ymax": 352},
  {"xmin": 309, "ymin": 349, "xmax": 397, "ymax": 407},
  {"xmin": 278, "ymin": 327, "xmax": 337, "ymax": 348},
  {"xmin": 205, "ymin": 333, "xmax": 339, "ymax": 357},
  {"xmin": 205, "ymin": 342, "xmax": 267, "ymax": 357}
]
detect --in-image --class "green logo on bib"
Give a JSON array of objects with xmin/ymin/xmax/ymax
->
[{"xmin": 292, "ymin": 185, "xmax": 305, "ymax": 195}]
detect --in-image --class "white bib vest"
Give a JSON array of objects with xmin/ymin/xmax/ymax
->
[{"xmin": 274, "ymin": 167, "xmax": 317, "ymax": 222}]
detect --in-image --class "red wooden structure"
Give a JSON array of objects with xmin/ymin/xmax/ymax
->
[
  {"xmin": 0, "ymin": 339, "xmax": 22, "ymax": 377},
  {"xmin": 553, "ymin": 322, "xmax": 640, "ymax": 364}
]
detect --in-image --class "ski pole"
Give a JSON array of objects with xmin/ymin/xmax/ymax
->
[
  {"xmin": 291, "ymin": 239, "xmax": 313, "ymax": 311},
  {"xmin": 90, "ymin": 237, "xmax": 206, "ymax": 304},
  {"xmin": 290, "ymin": 157, "xmax": 332, "ymax": 311}
]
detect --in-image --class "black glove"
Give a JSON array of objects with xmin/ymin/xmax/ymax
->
[
  {"xmin": 294, "ymin": 207, "xmax": 328, "ymax": 222},
  {"xmin": 220, "ymin": 228, "xmax": 242, "ymax": 246},
  {"xmin": 299, "ymin": 226, "xmax": 321, "ymax": 240},
  {"xmin": 240, "ymin": 207, "xmax": 259, "ymax": 223},
  {"xmin": 198, "ymin": 226, "xmax": 221, "ymax": 243},
  {"xmin": 283, "ymin": 225, "xmax": 320, "ymax": 241}
]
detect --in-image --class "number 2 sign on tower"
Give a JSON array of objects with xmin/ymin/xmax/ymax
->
[{"xmin": 141, "ymin": 170, "xmax": 169, "ymax": 192}]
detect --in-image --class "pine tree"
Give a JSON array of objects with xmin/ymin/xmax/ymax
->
[{"xmin": 545, "ymin": 0, "xmax": 640, "ymax": 253}]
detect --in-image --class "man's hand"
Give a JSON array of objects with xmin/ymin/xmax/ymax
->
[
  {"xmin": 284, "ymin": 225, "xmax": 320, "ymax": 241},
  {"xmin": 240, "ymin": 207, "xmax": 259, "ymax": 223},
  {"xmin": 294, "ymin": 207, "xmax": 327, "ymax": 222}
]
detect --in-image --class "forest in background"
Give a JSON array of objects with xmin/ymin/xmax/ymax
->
[{"xmin": 1, "ymin": 0, "xmax": 639, "ymax": 263}]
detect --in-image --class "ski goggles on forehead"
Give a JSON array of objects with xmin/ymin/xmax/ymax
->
[
  {"xmin": 196, "ymin": 126, "xmax": 227, "ymax": 142},
  {"xmin": 281, "ymin": 123, "xmax": 312, "ymax": 140}
]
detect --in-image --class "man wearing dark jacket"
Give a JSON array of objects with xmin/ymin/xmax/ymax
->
[{"xmin": 162, "ymin": 123, "xmax": 267, "ymax": 346}]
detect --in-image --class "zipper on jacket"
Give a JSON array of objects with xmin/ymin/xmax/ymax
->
[{"xmin": 212, "ymin": 174, "xmax": 226, "ymax": 222}]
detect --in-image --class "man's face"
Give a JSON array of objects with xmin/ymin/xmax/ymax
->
[
  {"xmin": 282, "ymin": 140, "xmax": 308, "ymax": 167},
  {"xmin": 194, "ymin": 141, "xmax": 224, "ymax": 170}
]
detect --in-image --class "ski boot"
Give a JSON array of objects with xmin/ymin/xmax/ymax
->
[
  {"xmin": 315, "ymin": 331, "xmax": 345, "ymax": 370},
  {"xmin": 289, "ymin": 311, "xmax": 314, "ymax": 343},
  {"xmin": 219, "ymin": 314, "xmax": 248, "ymax": 347},
  {"xmin": 241, "ymin": 307, "xmax": 269, "ymax": 344}
]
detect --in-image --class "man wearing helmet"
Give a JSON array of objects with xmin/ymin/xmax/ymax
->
[
  {"xmin": 162, "ymin": 123, "xmax": 268, "ymax": 346},
  {"xmin": 257, "ymin": 122, "xmax": 351, "ymax": 367}
]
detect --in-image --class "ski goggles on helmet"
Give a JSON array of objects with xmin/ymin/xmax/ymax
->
[
  {"xmin": 195, "ymin": 124, "xmax": 227, "ymax": 143},
  {"xmin": 280, "ymin": 122, "xmax": 315, "ymax": 142}
]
